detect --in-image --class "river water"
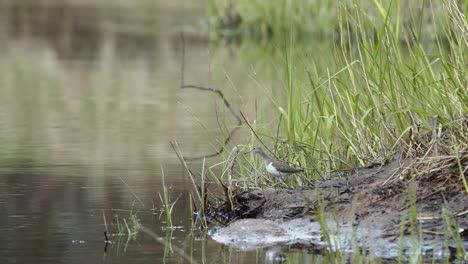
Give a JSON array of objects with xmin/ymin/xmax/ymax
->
[{"xmin": 0, "ymin": 1, "xmax": 332, "ymax": 263}]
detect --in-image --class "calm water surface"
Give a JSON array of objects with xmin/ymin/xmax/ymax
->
[
  {"xmin": 0, "ymin": 169, "xmax": 323, "ymax": 263},
  {"xmin": 0, "ymin": 1, "xmax": 327, "ymax": 263}
]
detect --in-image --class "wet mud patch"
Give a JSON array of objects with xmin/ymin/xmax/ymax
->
[{"xmin": 210, "ymin": 158, "xmax": 468, "ymax": 261}]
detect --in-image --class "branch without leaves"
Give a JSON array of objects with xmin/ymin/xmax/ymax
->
[{"xmin": 178, "ymin": 34, "xmax": 242, "ymax": 161}]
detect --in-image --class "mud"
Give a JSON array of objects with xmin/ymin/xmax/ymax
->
[{"xmin": 211, "ymin": 158, "xmax": 468, "ymax": 261}]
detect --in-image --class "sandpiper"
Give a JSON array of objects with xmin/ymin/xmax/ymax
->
[{"xmin": 248, "ymin": 147, "xmax": 303, "ymax": 177}]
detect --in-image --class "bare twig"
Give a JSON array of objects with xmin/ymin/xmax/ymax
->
[
  {"xmin": 119, "ymin": 177, "xmax": 144, "ymax": 207},
  {"xmin": 239, "ymin": 111, "xmax": 270, "ymax": 153},
  {"xmin": 179, "ymin": 34, "xmax": 242, "ymax": 160}
]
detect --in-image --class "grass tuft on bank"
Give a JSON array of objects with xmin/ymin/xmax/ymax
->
[{"xmin": 217, "ymin": 0, "xmax": 467, "ymax": 188}]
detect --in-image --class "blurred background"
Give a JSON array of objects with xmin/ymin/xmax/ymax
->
[
  {"xmin": 0, "ymin": 1, "xmax": 270, "ymax": 263},
  {"xmin": 0, "ymin": 0, "xmax": 229, "ymax": 167}
]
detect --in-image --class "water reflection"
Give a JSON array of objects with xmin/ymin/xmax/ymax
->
[
  {"xmin": 0, "ymin": 1, "xmax": 205, "ymax": 60},
  {"xmin": 0, "ymin": 1, "xmax": 336, "ymax": 263},
  {"xmin": 1, "ymin": 167, "xmax": 189, "ymax": 262},
  {"xmin": 1, "ymin": 170, "xmax": 331, "ymax": 263}
]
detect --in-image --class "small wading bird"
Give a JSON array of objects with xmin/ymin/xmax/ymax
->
[{"xmin": 247, "ymin": 147, "xmax": 304, "ymax": 177}]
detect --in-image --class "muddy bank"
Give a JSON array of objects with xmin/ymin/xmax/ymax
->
[{"xmin": 210, "ymin": 158, "xmax": 468, "ymax": 261}]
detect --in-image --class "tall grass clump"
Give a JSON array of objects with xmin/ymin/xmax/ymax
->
[{"xmin": 238, "ymin": 0, "xmax": 467, "ymax": 183}]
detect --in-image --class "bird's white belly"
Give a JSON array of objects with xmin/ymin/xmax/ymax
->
[{"xmin": 265, "ymin": 162, "xmax": 288, "ymax": 177}]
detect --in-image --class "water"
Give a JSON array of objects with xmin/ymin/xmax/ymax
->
[
  {"xmin": 0, "ymin": 1, "xmax": 333, "ymax": 263},
  {"xmin": 0, "ymin": 169, "xmax": 328, "ymax": 263},
  {"xmin": 1, "ymin": 166, "xmax": 197, "ymax": 263}
]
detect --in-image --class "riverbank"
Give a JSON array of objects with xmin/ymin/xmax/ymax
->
[{"xmin": 211, "ymin": 154, "xmax": 467, "ymax": 261}]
